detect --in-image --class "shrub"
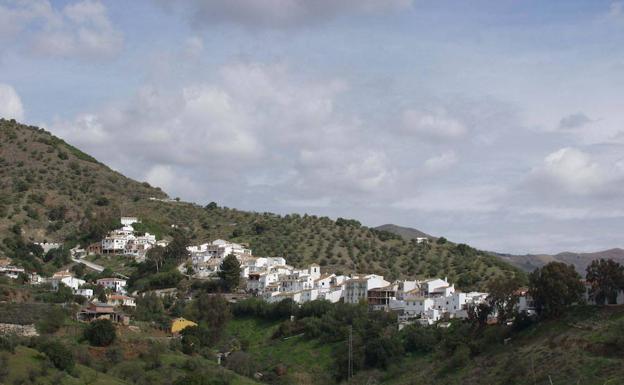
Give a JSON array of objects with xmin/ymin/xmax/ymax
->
[
  {"xmin": 39, "ymin": 340, "xmax": 74, "ymax": 372},
  {"xmin": 402, "ymin": 324, "xmax": 438, "ymax": 354},
  {"xmin": 84, "ymin": 319, "xmax": 116, "ymax": 347}
]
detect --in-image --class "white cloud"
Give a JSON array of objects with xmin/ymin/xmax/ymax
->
[
  {"xmin": 158, "ymin": 0, "xmax": 413, "ymax": 29},
  {"xmin": 401, "ymin": 108, "xmax": 467, "ymax": 141},
  {"xmin": 529, "ymin": 147, "xmax": 609, "ymax": 195},
  {"xmin": 424, "ymin": 151, "xmax": 458, "ymax": 172},
  {"xmin": 0, "ymin": 0, "xmax": 122, "ymax": 59},
  {"xmin": 48, "ymin": 61, "xmax": 387, "ymax": 202},
  {"xmin": 0, "ymin": 84, "xmax": 24, "ymax": 120}
]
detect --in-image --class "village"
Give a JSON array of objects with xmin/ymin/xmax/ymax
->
[{"xmin": 0, "ymin": 216, "xmax": 546, "ymax": 330}]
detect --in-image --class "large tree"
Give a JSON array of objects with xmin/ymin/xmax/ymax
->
[
  {"xmin": 146, "ymin": 245, "xmax": 166, "ymax": 273},
  {"xmin": 529, "ymin": 262, "xmax": 584, "ymax": 318},
  {"xmin": 586, "ymin": 259, "xmax": 624, "ymax": 305},
  {"xmin": 487, "ymin": 275, "xmax": 523, "ymax": 324},
  {"xmin": 218, "ymin": 254, "xmax": 241, "ymax": 292}
]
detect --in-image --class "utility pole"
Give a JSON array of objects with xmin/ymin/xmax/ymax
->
[{"xmin": 348, "ymin": 325, "xmax": 353, "ymax": 382}]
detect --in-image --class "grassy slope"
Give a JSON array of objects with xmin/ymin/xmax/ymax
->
[
  {"xmin": 3, "ymin": 346, "xmax": 127, "ymax": 385},
  {"xmin": 0, "ymin": 119, "xmax": 523, "ymax": 290},
  {"xmin": 376, "ymin": 306, "xmax": 624, "ymax": 385},
  {"xmin": 226, "ymin": 318, "xmax": 337, "ymax": 385}
]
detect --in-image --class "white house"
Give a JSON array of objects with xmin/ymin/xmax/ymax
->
[
  {"xmin": 107, "ymin": 294, "xmax": 136, "ymax": 307},
  {"xmin": 76, "ymin": 288, "xmax": 94, "ymax": 298},
  {"xmin": 121, "ymin": 217, "xmax": 140, "ymax": 226},
  {"xmin": 48, "ymin": 271, "xmax": 85, "ymax": 291},
  {"xmin": 97, "ymin": 278, "xmax": 127, "ymax": 293}
]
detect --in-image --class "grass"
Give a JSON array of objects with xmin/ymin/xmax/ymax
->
[
  {"xmin": 227, "ymin": 317, "xmax": 337, "ymax": 384},
  {"xmin": 2, "ymin": 345, "xmax": 127, "ymax": 385},
  {"xmin": 85, "ymin": 254, "xmax": 136, "ymax": 276}
]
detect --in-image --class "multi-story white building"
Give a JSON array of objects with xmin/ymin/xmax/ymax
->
[{"xmin": 344, "ymin": 274, "xmax": 390, "ymax": 304}]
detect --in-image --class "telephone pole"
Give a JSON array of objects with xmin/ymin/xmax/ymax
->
[{"xmin": 348, "ymin": 325, "xmax": 353, "ymax": 382}]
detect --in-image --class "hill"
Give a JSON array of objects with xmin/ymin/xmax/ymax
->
[
  {"xmin": 496, "ymin": 248, "xmax": 624, "ymax": 274},
  {"xmin": 374, "ymin": 224, "xmax": 434, "ymax": 241},
  {"xmin": 0, "ymin": 119, "xmax": 523, "ymax": 289}
]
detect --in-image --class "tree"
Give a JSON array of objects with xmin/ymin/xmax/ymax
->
[
  {"xmin": 43, "ymin": 247, "xmax": 71, "ymax": 266},
  {"xmin": 586, "ymin": 259, "xmax": 624, "ymax": 305},
  {"xmin": 186, "ymin": 294, "xmax": 231, "ymax": 344},
  {"xmin": 529, "ymin": 262, "xmax": 584, "ymax": 318},
  {"xmin": 84, "ymin": 319, "xmax": 117, "ymax": 346},
  {"xmin": 205, "ymin": 202, "xmax": 218, "ymax": 210},
  {"xmin": 467, "ymin": 302, "xmax": 492, "ymax": 329},
  {"xmin": 218, "ymin": 254, "xmax": 240, "ymax": 292},
  {"xmin": 487, "ymin": 275, "xmax": 523, "ymax": 324},
  {"xmin": 146, "ymin": 245, "xmax": 166, "ymax": 273}
]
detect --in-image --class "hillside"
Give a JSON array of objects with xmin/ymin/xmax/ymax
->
[
  {"xmin": 374, "ymin": 224, "xmax": 433, "ymax": 241},
  {"xmin": 496, "ymin": 248, "xmax": 624, "ymax": 274},
  {"xmin": 0, "ymin": 119, "xmax": 523, "ymax": 289}
]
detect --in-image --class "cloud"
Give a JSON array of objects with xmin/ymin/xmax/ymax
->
[
  {"xmin": 0, "ymin": 84, "xmax": 24, "ymax": 120},
  {"xmin": 401, "ymin": 108, "xmax": 467, "ymax": 141},
  {"xmin": 528, "ymin": 147, "xmax": 609, "ymax": 195},
  {"xmin": 558, "ymin": 112, "xmax": 593, "ymax": 130},
  {"xmin": 48, "ymin": 61, "xmax": 391, "ymax": 203},
  {"xmin": 157, "ymin": 0, "xmax": 413, "ymax": 29},
  {"xmin": 0, "ymin": 0, "xmax": 122, "ymax": 59},
  {"xmin": 424, "ymin": 151, "xmax": 458, "ymax": 173}
]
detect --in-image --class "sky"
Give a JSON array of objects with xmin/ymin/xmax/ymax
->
[{"xmin": 1, "ymin": 0, "xmax": 624, "ymax": 254}]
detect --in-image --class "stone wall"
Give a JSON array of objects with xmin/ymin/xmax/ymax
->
[{"xmin": 0, "ymin": 323, "xmax": 39, "ymax": 337}]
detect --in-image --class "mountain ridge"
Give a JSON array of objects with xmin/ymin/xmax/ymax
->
[
  {"xmin": 495, "ymin": 248, "xmax": 624, "ymax": 273},
  {"xmin": 373, "ymin": 223, "xmax": 434, "ymax": 241}
]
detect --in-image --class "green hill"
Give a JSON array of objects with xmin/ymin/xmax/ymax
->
[{"xmin": 0, "ymin": 119, "xmax": 523, "ymax": 289}]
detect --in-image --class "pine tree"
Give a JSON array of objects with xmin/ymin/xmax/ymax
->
[{"xmin": 218, "ymin": 254, "xmax": 240, "ymax": 292}]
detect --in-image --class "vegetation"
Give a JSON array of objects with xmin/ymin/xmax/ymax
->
[
  {"xmin": 84, "ymin": 319, "xmax": 117, "ymax": 347},
  {"xmin": 586, "ymin": 258, "xmax": 624, "ymax": 305},
  {"xmin": 219, "ymin": 254, "xmax": 241, "ymax": 292},
  {"xmin": 529, "ymin": 262, "xmax": 584, "ymax": 318}
]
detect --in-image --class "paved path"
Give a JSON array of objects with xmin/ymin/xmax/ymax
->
[{"xmin": 71, "ymin": 257, "xmax": 104, "ymax": 272}]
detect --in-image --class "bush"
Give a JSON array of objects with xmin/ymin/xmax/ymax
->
[
  {"xmin": 225, "ymin": 351, "xmax": 257, "ymax": 377},
  {"xmin": 84, "ymin": 319, "xmax": 116, "ymax": 347},
  {"xmin": 402, "ymin": 324, "xmax": 438, "ymax": 354},
  {"xmin": 445, "ymin": 343, "xmax": 470, "ymax": 371},
  {"xmin": 39, "ymin": 340, "xmax": 74, "ymax": 372}
]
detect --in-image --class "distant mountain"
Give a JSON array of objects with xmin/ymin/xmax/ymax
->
[
  {"xmin": 496, "ymin": 248, "xmax": 624, "ymax": 273},
  {"xmin": 374, "ymin": 224, "xmax": 434, "ymax": 241}
]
